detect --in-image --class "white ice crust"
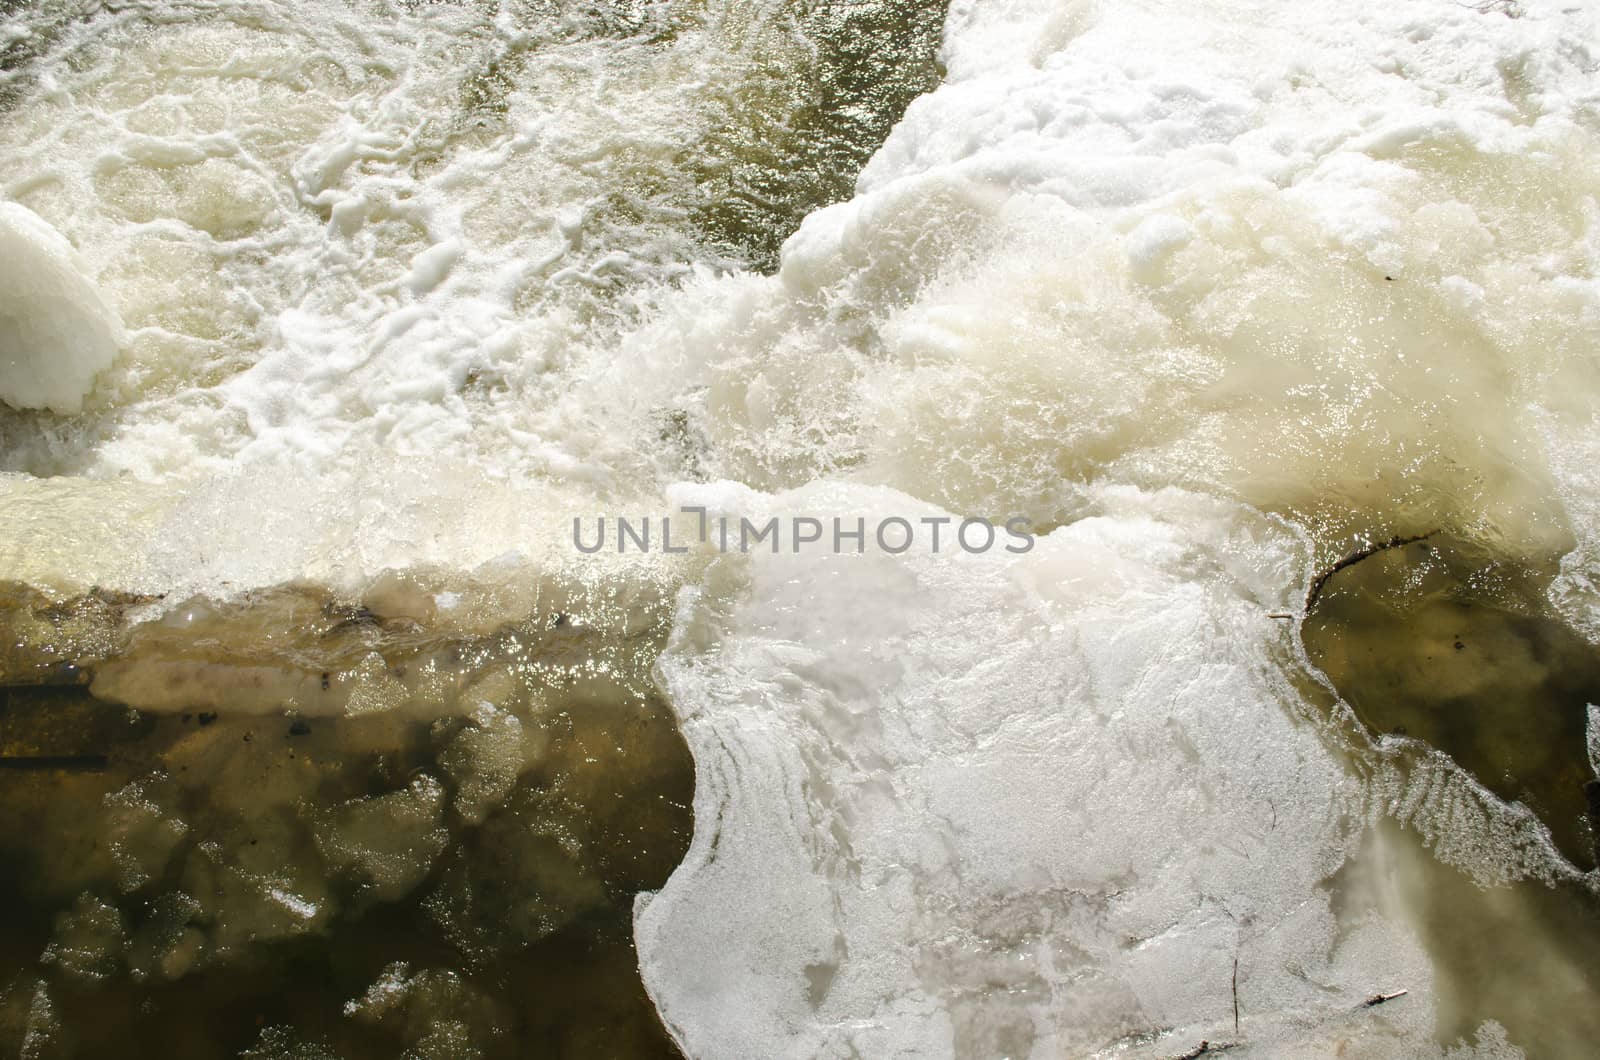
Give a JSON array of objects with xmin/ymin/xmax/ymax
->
[{"xmin": 0, "ymin": 203, "xmax": 121, "ymax": 414}]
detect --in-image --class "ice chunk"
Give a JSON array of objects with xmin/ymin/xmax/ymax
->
[
  {"xmin": 424, "ymin": 784, "xmax": 609, "ymax": 960},
  {"xmin": 41, "ymin": 896, "xmax": 125, "ymax": 983},
  {"xmin": 344, "ymin": 961, "xmax": 507, "ymax": 1057},
  {"xmin": 103, "ymin": 776, "xmax": 189, "ymax": 894},
  {"xmin": 0, "ymin": 203, "xmax": 121, "ymax": 414},
  {"xmin": 439, "ymin": 701, "xmax": 531, "ymax": 825},
  {"xmin": 180, "ymin": 815, "xmax": 331, "ymax": 955},
  {"xmin": 634, "ymin": 482, "xmax": 1458, "ymax": 1058},
  {"xmin": 126, "ymin": 892, "xmax": 206, "ymax": 984},
  {"xmin": 239, "ymin": 1026, "xmax": 339, "ymax": 1060},
  {"xmin": 1588, "ymin": 704, "xmax": 1600, "ymax": 779},
  {"xmin": 312, "ymin": 774, "xmax": 449, "ymax": 901}
]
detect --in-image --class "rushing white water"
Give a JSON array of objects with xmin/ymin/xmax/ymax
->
[{"xmin": 2, "ymin": 0, "xmax": 1599, "ymax": 1056}]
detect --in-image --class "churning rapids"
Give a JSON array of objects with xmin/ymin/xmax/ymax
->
[{"xmin": 2, "ymin": 0, "xmax": 1600, "ymax": 1056}]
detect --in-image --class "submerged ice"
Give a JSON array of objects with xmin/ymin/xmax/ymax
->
[{"xmin": 1, "ymin": 0, "xmax": 1599, "ymax": 1056}]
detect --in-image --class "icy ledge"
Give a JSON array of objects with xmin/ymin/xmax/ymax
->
[{"xmin": 634, "ymin": 482, "xmax": 1530, "ymax": 1059}]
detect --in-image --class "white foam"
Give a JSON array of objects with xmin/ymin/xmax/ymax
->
[{"xmin": 0, "ymin": 0, "xmax": 769, "ymax": 477}]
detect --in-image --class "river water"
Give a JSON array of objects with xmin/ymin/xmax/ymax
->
[{"xmin": 1, "ymin": 0, "xmax": 1598, "ymax": 1056}]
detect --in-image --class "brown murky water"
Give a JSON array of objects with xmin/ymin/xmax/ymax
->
[
  {"xmin": 0, "ymin": 580, "xmax": 694, "ymax": 1059},
  {"xmin": 1305, "ymin": 532, "xmax": 1600, "ymax": 1055},
  {"xmin": 1303, "ymin": 533, "xmax": 1600, "ymax": 870}
]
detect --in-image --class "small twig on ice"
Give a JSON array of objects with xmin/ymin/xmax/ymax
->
[
  {"xmin": 1172, "ymin": 1041, "xmax": 1238, "ymax": 1059},
  {"xmin": 1232, "ymin": 957, "xmax": 1240, "ymax": 1034},
  {"xmin": 1362, "ymin": 989, "xmax": 1409, "ymax": 1008}
]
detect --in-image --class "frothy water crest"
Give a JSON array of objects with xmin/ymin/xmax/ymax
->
[{"xmin": 0, "ymin": 0, "xmax": 943, "ymax": 480}]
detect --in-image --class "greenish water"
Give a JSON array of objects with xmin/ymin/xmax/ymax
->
[
  {"xmin": 1298, "ymin": 533, "xmax": 1600, "ymax": 1056},
  {"xmin": 682, "ymin": 0, "xmax": 947, "ymax": 270},
  {"xmin": 0, "ymin": 583, "xmax": 693, "ymax": 1059},
  {"xmin": 1304, "ymin": 534, "xmax": 1600, "ymax": 871}
]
